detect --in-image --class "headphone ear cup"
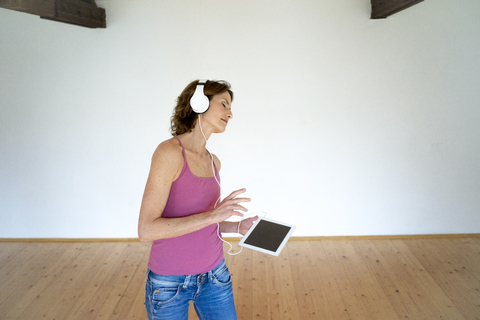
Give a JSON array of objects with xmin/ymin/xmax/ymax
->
[{"xmin": 190, "ymin": 81, "xmax": 209, "ymax": 113}]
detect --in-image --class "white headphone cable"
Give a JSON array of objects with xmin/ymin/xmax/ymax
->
[{"xmin": 199, "ymin": 114, "xmax": 247, "ymax": 255}]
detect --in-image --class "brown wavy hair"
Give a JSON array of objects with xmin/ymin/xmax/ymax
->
[{"xmin": 170, "ymin": 80, "xmax": 234, "ymax": 136}]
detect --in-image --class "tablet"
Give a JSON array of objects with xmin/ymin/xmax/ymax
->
[{"xmin": 238, "ymin": 217, "xmax": 296, "ymax": 256}]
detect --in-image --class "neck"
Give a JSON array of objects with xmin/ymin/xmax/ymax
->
[
  {"xmin": 180, "ymin": 116, "xmax": 211, "ymax": 154},
  {"xmin": 197, "ymin": 114, "xmax": 211, "ymax": 143}
]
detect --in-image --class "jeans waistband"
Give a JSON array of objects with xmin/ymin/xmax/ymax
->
[{"xmin": 147, "ymin": 258, "xmax": 227, "ymax": 288}]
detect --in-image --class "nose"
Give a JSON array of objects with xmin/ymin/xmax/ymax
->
[{"xmin": 226, "ymin": 109, "xmax": 233, "ymax": 119}]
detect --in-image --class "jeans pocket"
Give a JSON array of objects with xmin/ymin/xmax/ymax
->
[
  {"xmin": 213, "ymin": 266, "xmax": 232, "ymax": 287},
  {"xmin": 147, "ymin": 274, "xmax": 183, "ymax": 307},
  {"xmin": 151, "ymin": 285, "xmax": 182, "ymax": 306}
]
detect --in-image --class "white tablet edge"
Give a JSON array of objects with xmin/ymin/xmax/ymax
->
[{"xmin": 238, "ymin": 217, "xmax": 296, "ymax": 256}]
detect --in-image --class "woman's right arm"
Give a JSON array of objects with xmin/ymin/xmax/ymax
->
[
  {"xmin": 137, "ymin": 140, "xmax": 250, "ymax": 242},
  {"xmin": 138, "ymin": 140, "xmax": 182, "ymax": 242}
]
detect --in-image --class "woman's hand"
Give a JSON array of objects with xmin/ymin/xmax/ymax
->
[
  {"xmin": 210, "ymin": 188, "xmax": 251, "ymax": 224},
  {"xmin": 238, "ymin": 215, "xmax": 259, "ymax": 235}
]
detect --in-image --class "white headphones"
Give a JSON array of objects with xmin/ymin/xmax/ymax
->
[{"xmin": 190, "ymin": 80, "xmax": 210, "ymax": 114}]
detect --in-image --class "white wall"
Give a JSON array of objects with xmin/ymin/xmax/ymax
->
[{"xmin": 1, "ymin": 0, "xmax": 479, "ymax": 238}]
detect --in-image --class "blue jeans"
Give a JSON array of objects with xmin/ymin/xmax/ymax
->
[{"xmin": 145, "ymin": 259, "xmax": 237, "ymax": 320}]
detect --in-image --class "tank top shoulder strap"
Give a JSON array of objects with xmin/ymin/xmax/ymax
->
[
  {"xmin": 174, "ymin": 136, "xmax": 186, "ymax": 160},
  {"xmin": 210, "ymin": 151, "xmax": 219, "ymax": 175}
]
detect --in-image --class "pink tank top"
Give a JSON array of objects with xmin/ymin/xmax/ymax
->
[{"xmin": 147, "ymin": 137, "xmax": 224, "ymax": 275}]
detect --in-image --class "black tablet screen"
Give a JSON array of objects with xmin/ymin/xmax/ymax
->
[{"xmin": 243, "ymin": 220, "xmax": 292, "ymax": 252}]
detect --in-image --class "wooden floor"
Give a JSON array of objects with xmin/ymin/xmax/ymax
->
[{"xmin": 1, "ymin": 237, "xmax": 480, "ymax": 319}]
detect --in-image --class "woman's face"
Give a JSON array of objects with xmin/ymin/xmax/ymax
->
[{"xmin": 204, "ymin": 91, "xmax": 233, "ymax": 133}]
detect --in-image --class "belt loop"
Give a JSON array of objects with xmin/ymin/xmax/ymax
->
[{"xmin": 182, "ymin": 275, "xmax": 191, "ymax": 289}]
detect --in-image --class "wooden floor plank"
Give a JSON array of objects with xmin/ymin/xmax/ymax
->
[
  {"xmin": 229, "ymin": 242, "xmax": 253, "ymax": 320},
  {"xmin": 432, "ymin": 239, "xmax": 480, "ymax": 297},
  {"xmin": 93, "ymin": 243, "xmax": 151, "ymax": 319},
  {"xmin": 124, "ymin": 274, "xmax": 150, "ymax": 320},
  {"xmin": 263, "ymin": 248, "xmax": 282, "ymax": 319},
  {"xmin": 110, "ymin": 243, "xmax": 151, "ymax": 320},
  {"xmin": 355, "ymin": 240, "xmax": 421, "ymax": 319},
  {"xmin": 337, "ymin": 240, "xmax": 398, "ymax": 320},
  {"xmin": 0, "ymin": 243, "xmax": 52, "ymax": 301},
  {"xmin": 372, "ymin": 240, "xmax": 441, "ymax": 319},
  {"xmin": 1, "ymin": 238, "xmax": 480, "ymax": 319},
  {"xmin": 1, "ymin": 243, "xmax": 81, "ymax": 320},
  {"xmin": 309, "ymin": 240, "xmax": 351, "ymax": 320},
  {"xmin": 251, "ymin": 250, "xmax": 269, "ymax": 318},
  {"xmin": 322, "ymin": 240, "xmax": 371, "ymax": 320},
  {"xmin": 405, "ymin": 239, "xmax": 480, "ymax": 320},
  {"xmin": 440, "ymin": 238, "xmax": 480, "ymax": 283},
  {"xmin": 68, "ymin": 242, "xmax": 131, "ymax": 320},
  {"xmin": 287, "ymin": 241, "xmax": 329, "ymax": 319},
  {"xmin": 0, "ymin": 243, "xmax": 74, "ymax": 318},
  {"xmin": 391, "ymin": 240, "xmax": 465, "ymax": 319},
  {"xmin": 18, "ymin": 243, "xmax": 113, "ymax": 319},
  {"xmin": 276, "ymin": 245, "xmax": 301, "ymax": 320},
  {"xmin": 462, "ymin": 237, "xmax": 480, "ymax": 265},
  {"xmin": 0, "ymin": 242, "xmax": 29, "ymax": 274},
  {"xmin": 302, "ymin": 241, "xmax": 336, "ymax": 319}
]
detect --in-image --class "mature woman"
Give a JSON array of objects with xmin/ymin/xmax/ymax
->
[{"xmin": 138, "ymin": 79, "xmax": 257, "ymax": 320}]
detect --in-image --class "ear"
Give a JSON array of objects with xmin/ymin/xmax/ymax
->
[{"xmin": 190, "ymin": 80, "xmax": 209, "ymax": 113}]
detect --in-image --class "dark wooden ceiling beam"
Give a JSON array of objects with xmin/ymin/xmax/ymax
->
[
  {"xmin": 0, "ymin": 0, "xmax": 55, "ymax": 16},
  {"xmin": 371, "ymin": 0, "xmax": 424, "ymax": 19},
  {"xmin": 0, "ymin": 0, "xmax": 106, "ymax": 28}
]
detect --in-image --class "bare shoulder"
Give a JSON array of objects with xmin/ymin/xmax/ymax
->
[
  {"xmin": 150, "ymin": 137, "xmax": 184, "ymax": 179},
  {"xmin": 153, "ymin": 137, "xmax": 182, "ymax": 160}
]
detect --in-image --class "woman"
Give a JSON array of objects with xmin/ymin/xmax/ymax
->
[{"xmin": 138, "ymin": 79, "xmax": 258, "ymax": 320}]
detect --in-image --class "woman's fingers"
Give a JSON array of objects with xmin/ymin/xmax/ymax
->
[
  {"xmin": 233, "ymin": 204, "xmax": 248, "ymax": 213},
  {"xmin": 212, "ymin": 188, "xmax": 252, "ymax": 223},
  {"xmin": 221, "ymin": 188, "xmax": 250, "ymax": 211},
  {"xmin": 226, "ymin": 188, "xmax": 251, "ymax": 201}
]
